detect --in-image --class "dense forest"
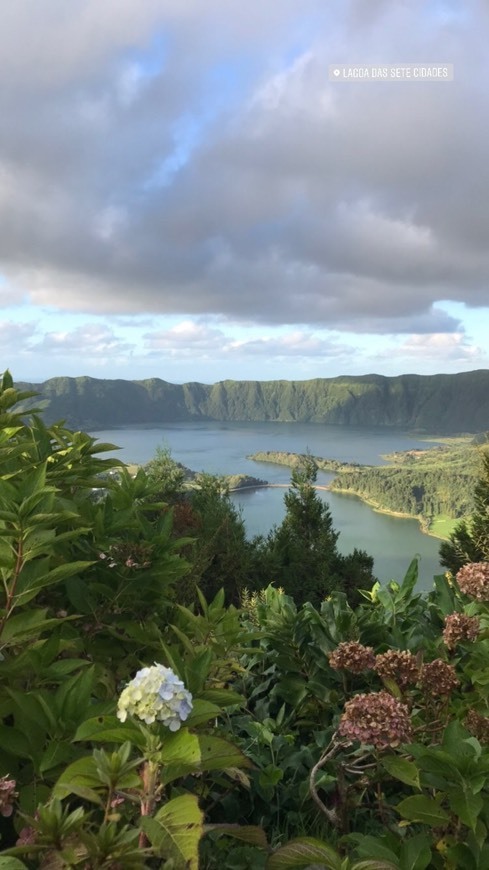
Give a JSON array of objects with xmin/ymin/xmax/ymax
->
[
  {"xmin": 19, "ymin": 369, "xmax": 489, "ymax": 433},
  {"xmin": 250, "ymin": 440, "xmax": 484, "ymax": 535},
  {"xmin": 2, "ymin": 371, "xmax": 489, "ymax": 869}
]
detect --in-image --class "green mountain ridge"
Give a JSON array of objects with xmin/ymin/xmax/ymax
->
[{"xmin": 18, "ymin": 369, "xmax": 489, "ymax": 433}]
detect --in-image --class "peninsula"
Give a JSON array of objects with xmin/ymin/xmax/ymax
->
[{"xmin": 248, "ymin": 436, "xmax": 486, "ymax": 539}]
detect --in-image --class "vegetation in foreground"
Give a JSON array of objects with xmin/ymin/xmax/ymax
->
[{"xmin": 1, "ymin": 371, "xmax": 489, "ymax": 868}]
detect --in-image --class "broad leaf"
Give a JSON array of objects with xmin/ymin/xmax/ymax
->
[
  {"xmin": 266, "ymin": 837, "xmax": 343, "ymax": 869},
  {"xmin": 382, "ymin": 756, "xmax": 420, "ymax": 790},
  {"xmin": 141, "ymin": 793, "xmax": 203, "ymax": 868},
  {"xmin": 204, "ymin": 824, "xmax": 268, "ymax": 847},
  {"xmin": 396, "ymin": 795, "xmax": 450, "ymax": 826}
]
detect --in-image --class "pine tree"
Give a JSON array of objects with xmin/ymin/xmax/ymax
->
[
  {"xmin": 440, "ymin": 449, "xmax": 489, "ymax": 573},
  {"xmin": 255, "ymin": 455, "xmax": 375, "ymax": 607}
]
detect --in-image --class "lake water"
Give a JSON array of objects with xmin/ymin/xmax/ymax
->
[{"xmin": 92, "ymin": 421, "xmax": 446, "ymax": 591}]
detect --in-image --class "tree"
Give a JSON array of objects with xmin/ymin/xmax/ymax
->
[
  {"xmin": 186, "ymin": 473, "xmax": 252, "ymax": 605},
  {"xmin": 252, "ymin": 456, "xmax": 375, "ymax": 607},
  {"xmin": 144, "ymin": 444, "xmax": 188, "ymax": 500},
  {"xmin": 440, "ymin": 448, "xmax": 489, "ymax": 573}
]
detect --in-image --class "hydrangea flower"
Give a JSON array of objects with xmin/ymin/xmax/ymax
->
[
  {"xmin": 456, "ymin": 562, "xmax": 489, "ymax": 601},
  {"xmin": 338, "ymin": 691, "xmax": 412, "ymax": 750},
  {"xmin": 374, "ymin": 649, "xmax": 419, "ymax": 688},
  {"xmin": 328, "ymin": 641, "xmax": 376, "ymax": 673},
  {"xmin": 0, "ymin": 775, "xmax": 17, "ymax": 817},
  {"xmin": 419, "ymin": 659, "xmax": 459, "ymax": 697},
  {"xmin": 117, "ymin": 664, "xmax": 193, "ymax": 730},
  {"xmin": 443, "ymin": 612, "xmax": 480, "ymax": 649}
]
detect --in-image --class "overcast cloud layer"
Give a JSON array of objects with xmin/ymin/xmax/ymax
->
[{"xmin": 1, "ymin": 0, "xmax": 488, "ymax": 380}]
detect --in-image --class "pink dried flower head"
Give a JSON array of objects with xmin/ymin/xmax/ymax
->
[
  {"xmin": 374, "ymin": 649, "xmax": 419, "ymax": 689},
  {"xmin": 338, "ymin": 691, "xmax": 412, "ymax": 750},
  {"xmin": 443, "ymin": 613, "xmax": 480, "ymax": 649},
  {"xmin": 465, "ymin": 709, "xmax": 489, "ymax": 744},
  {"xmin": 16, "ymin": 825, "xmax": 37, "ymax": 846},
  {"xmin": 419, "ymin": 659, "xmax": 459, "ymax": 697},
  {"xmin": 456, "ymin": 562, "xmax": 489, "ymax": 601},
  {"xmin": 328, "ymin": 641, "xmax": 376, "ymax": 673},
  {"xmin": 102, "ymin": 542, "xmax": 153, "ymax": 570},
  {"xmin": 0, "ymin": 775, "xmax": 17, "ymax": 817}
]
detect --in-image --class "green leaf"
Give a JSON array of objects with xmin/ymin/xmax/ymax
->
[
  {"xmin": 39, "ymin": 740, "xmax": 74, "ymax": 774},
  {"xmin": 198, "ymin": 734, "xmax": 253, "ymax": 773},
  {"xmin": 53, "ymin": 752, "xmax": 140, "ymax": 797},
  {"xmin": 382, "ymin": 756, "xmax": 420, "ymax": 790},
  {"xmin": 348, "ymin": 835, "xmax": 399, "ymax": 865},
  {"xmin": 0, "ymin": 725, "xmax": 31, "ymax": 758},
  {"xmin": 185, "ymin": 699, "xmax": 221, "ymax": 727},
  {"xmin": 204, "ymin": 824, "xmax": 268, "ymax": 848},
  {"xmin": 400, "ymin": 558, "xmax": 419, "ymax": 598},
  {"xmin": 198, "ymin": 688, "xmax": 244, "ymax": 707},
  {"xmin": 396, "ymin": 795, "xmax": 450, "ymax": 826},
  {"xmin": 52, "ymin": 756, "xmax": 101, "ymax": 795},
  {"xmin": 448, "ymin": 787, "xmax": 483, "ymax": 831},
  {"xmin": 14, "ymin": 560, "xmax": 93, "ymax": 606},
  {"xmin": 73, "ymin": 715, "xmax": 144, "ymax": 747},
  {"xmin": 141, "ymin": 793, "xmax": 203, "ymax": 868},
  {"xmin": 160, "ymin": 731, "xmax": 251, "ymax": 784},
  {"xmin": 159, "ymin": 728, "xmax": 202, "ymax": 783},
  {"xmin": 0, "ymin": 858, "xmax": 29, "ymax": 868},
  {"xmin": 399, "ymin": 834, "xmax": 432, "ymax": 870},
  {"xmin": 53, "ymin": 783, "xmax": 104, "ymax": 807},
  {"xmin": 266, "ymin": 837, "xmax": 343, "ymax": 869},
  {"xmin": 352, "ymin": 863, "xmax": 401, "ymax": 870}
]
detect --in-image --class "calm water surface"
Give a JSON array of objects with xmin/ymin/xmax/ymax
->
[{"xmin": 93, "ymin": 421, "xmax": 446, "ymax": 590}]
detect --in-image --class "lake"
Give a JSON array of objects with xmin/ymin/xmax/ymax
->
[{"xmin": 92, "ymin": 421, "xmax": 446, "ymax": 590}]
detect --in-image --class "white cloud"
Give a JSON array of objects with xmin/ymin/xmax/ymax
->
[
  {"xmin": 0, "ymin": 0, "xmax": 488, "ymax": 370},
  {"xmin": 37, "ymin": 324, "xmax": 134, "ymax": 357},
  {"xmin": 396, "ymin": 333, "xmax": 483, "ymax": 363}
]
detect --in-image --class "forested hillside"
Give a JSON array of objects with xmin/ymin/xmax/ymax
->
[
  {"xmin": 250, "ymin": 440, "xmax": 484, "ymax": 536},
  {"xmin": 19, "ymin": 369, "xmax": 489, "ymax": 433}
]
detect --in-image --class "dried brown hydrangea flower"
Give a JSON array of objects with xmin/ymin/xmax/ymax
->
[
  {"xmin": 443, "ymin": 612, "xmax": 480, "ymax": 649},
  {"xmin": 374, "ymin": 649, "xmax": 419, "ymax": 688},
  {"xmin": 465, "ymin": 709, "xmax": 489, "ymax": 744},
  {"xmin": 456, "ymin": 562, "xmax": 489, "ymax": 601},
  {"xmin": 338, "ymin": 691, "xmax": 412, "ymax": 750},
  {"xmin": 0, "ymin": 775, "xmax": 17, "ymax": 818},
  {"xmin": 328, "ymin": 641, "xmax": 376, "ymax": 673},
  {"xmin": 419, "ymin": 659, "xmax": 459, "ymax": 697}
]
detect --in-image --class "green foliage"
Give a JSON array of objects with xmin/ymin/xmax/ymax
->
[
  {"xmin": 4, "ymin": 370, "xmax": 489, "ymax": 868},
  {"xmin": 19, "ymin": 370, "xmax": 489, "ymax": 432},
  {"xmin": 440, "ymin": 448, "xmax": 489, "ymax": 572},
  {"xmin": 250, "ymin": 457, "xmax": 375, "ymax": 606}
]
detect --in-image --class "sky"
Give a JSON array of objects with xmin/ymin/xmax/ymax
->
[{"xmin": 1, "ymin": 0, "xmax": 489, "ymax": 384}]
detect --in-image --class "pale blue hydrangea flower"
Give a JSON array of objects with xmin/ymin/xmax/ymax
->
[{"xmin": 117, "ymin": 663, "xmax": 193, "ymax": 730}]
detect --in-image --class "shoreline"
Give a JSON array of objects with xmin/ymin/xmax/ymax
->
[{"xmin": 229, "ymin": 481, "xmax": 447, "ymax": 540}]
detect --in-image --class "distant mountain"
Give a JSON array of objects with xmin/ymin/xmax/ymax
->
[{"xmin": 17, "ymin": 370, "xmax": 489, "ymax": 434}]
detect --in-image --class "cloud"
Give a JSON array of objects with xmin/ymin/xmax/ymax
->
[
  {"xmin": 395, "ymin": 332, "xmax": 484, "ymax": 363},
  {"xmin": 0, "ymin": 0, "xmax": 488, "ymax": 336},
  {"xmin": 143, "ymin": 320, "xmax": 225, "ymax": 355},
  {"xmin": 144, "ymin": 319, "xmax": 354, "ymax": 361},
  {"xmin": 36, "ymin": 324, "xmax": 134, "ymax": 357},
  {"xmin": 374, "ymin": 332, "xmax": 486, "ymax": 368},
  {"xmin": 0, "ymin": 320, "xmax": 37, "ymax": 351}
]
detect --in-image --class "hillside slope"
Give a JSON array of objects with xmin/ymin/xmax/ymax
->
[{"xmin": 17, "ymin": 370, "xmax": 489, "ymax": 433}]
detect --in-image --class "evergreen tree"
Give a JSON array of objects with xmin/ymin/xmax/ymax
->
[
  {"xmin": 440, "ymin": 449, "xmax": 489, "ymax": 573},
  {"xmin": 252, "ymin": 456, "xmax": 375, "ymax": 607}
]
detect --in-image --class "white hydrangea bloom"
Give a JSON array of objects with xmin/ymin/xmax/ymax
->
[{"xmin": 117, "ymin": 663, "xmax": 193, "ymax": 730}]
